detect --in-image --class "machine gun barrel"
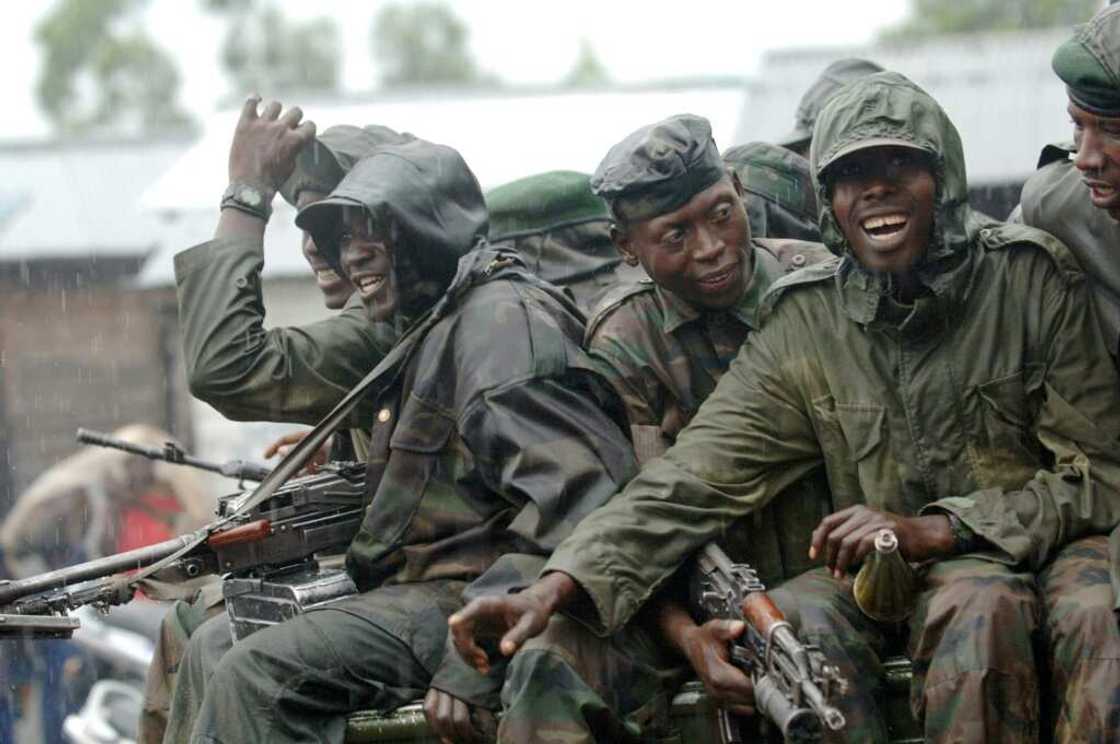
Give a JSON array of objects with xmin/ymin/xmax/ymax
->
[
  {"xmin": 0, "ymin": 533, "xmax": 200, "ymax": 609},
  {"xmin": 76, "ymin": 427, "xmax": 272, "ymax": 481}
]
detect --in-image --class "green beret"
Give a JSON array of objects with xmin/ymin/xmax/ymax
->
[
  {"xmin": 278, "ymin": 124, "xmax": 412, "ymax": 206},
  {"xmin": 1052, "ymin": 5, "xmax": 1120, "ymax": 118},
  {"xmin": 591, "ymin": 114, "xmax": 726, "ymax": 224},
  {"xmin": 485, "ymin": 171, "xmax": 608, "ymax": 239},
  {"xmin": 778, "ymin": 58, "xmax": 885, "ymax": 150}
]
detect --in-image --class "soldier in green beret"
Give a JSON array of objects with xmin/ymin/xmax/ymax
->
[
  {"xmin": 1012, "ymin": 4, "xmax": 1120, "ymax": 739},
  {"xmin": 452, "ymin": 73, "xmax": 1120, "ymax": 743},
  {"xmin": 777, "ymin": 58, "xmax": 885, "ymax": 158}
]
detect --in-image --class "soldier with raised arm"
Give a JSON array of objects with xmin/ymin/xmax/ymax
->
[{"xmin": 452, "ymin": 73, "xmax": 1120, "ymax": 743}]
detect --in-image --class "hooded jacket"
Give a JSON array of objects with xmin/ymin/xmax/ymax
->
[{"xmin": 545, "ymin": 73, "xmax": 1120, "ymax": 634}]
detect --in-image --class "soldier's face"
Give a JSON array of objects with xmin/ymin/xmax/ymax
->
[
  {"xmin": 615, "ymin": 176, "xmax": 751, "ymax": 310},
  {"xmin": 1069, "ymin": 101, "xmax": 1120, "ymax": 220},
  {"xmin": 338, "ymin": 207, "xmax": 398, "ymax": 321},
  {"xmin": 829, "ymin": 147, "xmax": 936, "ymax": 279},
  {"xmin": 297, "ymin": 190, "xmax": 354, "ymax": 310}
]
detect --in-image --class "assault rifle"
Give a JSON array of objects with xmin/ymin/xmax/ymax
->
[
  {"xmin": 0, "ymin": 431, "xmax": 366, "ymax": 640},
  {"xmin": 692, "ymin": 543, "xmax": 848, "ymax": 744}
]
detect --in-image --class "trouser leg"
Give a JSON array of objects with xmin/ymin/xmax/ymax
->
[
  {"xmin": 162, "ymin": 611, "xmax": 234, "ymax": 744},
  {"xmin": 1038, "ymin": 535, "xmax": 1120, "ymax": 744},
  {"xmin": 499, "ymin": 614, "xmax": 682, "ymax": 744},
  {"xmin": 769, "ymin": 567, "xmax": 892, "ymax": 744},
  {"xmin": 907, "ymin": 557, "xmax": 1040, "ymax": 743},
  {"xmin": 141, "ymin": 584, "xmax": 225, "ymax": 744},
  {"xmin": 189, "ymin": 605, "xmax": 428, "ymax": 744}
]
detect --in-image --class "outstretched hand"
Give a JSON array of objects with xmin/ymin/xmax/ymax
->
[
  {"xmin": 227, "ymin": 95, "xmax": 316, "ymax": 197},
  {"xmin": 448, "ymin": 572, "xmax": 579, "ymax": 675},
  {"xmin": 809, "ymin": 505, "xmax": 953, "ymax": 578}
]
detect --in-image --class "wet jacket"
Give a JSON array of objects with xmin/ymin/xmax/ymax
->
[
  {"xmin": 546, "ymin": 72, "xmax": 1120, "ymax": 634},
  {"xmin": 586, "ymin": 238, "xmax": 833, "ymax": 586}
]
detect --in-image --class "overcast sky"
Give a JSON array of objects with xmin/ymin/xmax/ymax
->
[{"xmin": 1, "ymin": 0, "xmax": 910, "ymax": 141}]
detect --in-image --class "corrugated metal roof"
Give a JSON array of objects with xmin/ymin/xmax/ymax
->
[
  {"xmin": 735, "ymin": 28, "xmax": 1072, "ymax": 184},
  {"xmin": 0, "ymin": 139, "xmax": 190, "ymax": 261}
]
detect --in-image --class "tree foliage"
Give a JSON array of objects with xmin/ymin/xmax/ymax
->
[
  {"xmin": 371, "ymin": 2, "xmax": 491, "ymax": 88},
  {"xmin": 34, "ymin": 0, "xmax": 193, "ymax": 137},
  {"xmin": 563, "ymin": 40, "xmax": 610, "ymax": 88},
  {"xmin": 882, "ymin": 0, "xmax": 1102, "ymax": 40},
  {"xmin": 206, "ymin": 1, "xmax": 341, "ymax": 97}
]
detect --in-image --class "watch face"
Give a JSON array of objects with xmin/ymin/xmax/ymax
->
[{"xmin": 239, "ymin": 187, "xmax": 262, "ymax": 207}]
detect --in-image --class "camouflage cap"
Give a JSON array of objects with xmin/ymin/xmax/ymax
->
[
  {"xmin": 1052, "ymin": 5, "xmax": 1120, "ymax": 118},
  {"xmin": 486, "ymin": 171, "xmax": 608, "ymax": 239},
  {"xmin": 278, "ymin": 124, "xmax": 413, "ymax": 206},
  {"xmin": 778, "ymin": 58, "xmax": 886, "ymax": 150},
  {"xmin": 723, "ymin": 142, "xmax": 817, "ymax": 225},
  {"xmin": 591, "ymin": 114, "xmax": 726, "ymax": 224}
]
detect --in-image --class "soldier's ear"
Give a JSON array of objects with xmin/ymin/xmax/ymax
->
[{"xmin": 610, "ymin": 224, "xmax": 640, "ymax": 266}]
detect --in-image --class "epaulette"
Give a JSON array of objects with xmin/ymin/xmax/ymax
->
[
  {"xmin": 976, "ymin": 222, "xmax": 1084, "ymax": 283},
  {"xmin": 1036, "ymin": 142, "xmax": 1075, "ymax": 170},
  {"xmin": 584, "ymin": 277, "xmax": 656, "ymax": 345},
  {"xmin": 753, "ymin": 237, "xmax": 833, "ymax": 274},
  {"xmin": 759, "ymin": 255, "xmax": 842, "ymax": 319}
]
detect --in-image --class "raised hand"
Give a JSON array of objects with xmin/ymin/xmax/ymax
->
[{"xmin": 227, "ymin": 95, "xmax": 316, "ymax": 198}]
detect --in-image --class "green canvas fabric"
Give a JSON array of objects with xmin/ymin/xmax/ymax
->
[{"xmin": 1052, "ymin": 4, "xmax": 1120, "ymax": 117}]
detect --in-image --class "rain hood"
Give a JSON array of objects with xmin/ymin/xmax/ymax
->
[
  {"xmin": 296, "ymin": 138, "xmax": 489, "ymax": 302},
  {"xmin": 809, "ymin": 72, "xmax": 975, "ymax": 315}
]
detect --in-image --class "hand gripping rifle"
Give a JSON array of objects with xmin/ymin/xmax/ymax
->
[
  {"xmin": 0, "ymin": 432, "xmax": 366, "ymax": 639},
  {"xmin": 692, "ymin": 543, "xmax": 847, "ymax": 744}
]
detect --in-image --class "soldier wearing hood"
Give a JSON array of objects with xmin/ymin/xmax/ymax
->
[
  {"xmin": 167, "ymin": 130, "xmax": 638, "ymax": 744},
  {"xmin": 452, "ymin": 73, "xmax": 1120, "ymax": 742},
  {"xmin": 777, "ymin": 58, "xmax": 885, "ymax": 158}
]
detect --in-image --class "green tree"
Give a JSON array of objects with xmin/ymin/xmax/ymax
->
[
  {"xmin": 204, "ymin": 0, "xmax": 340, "ymax": 97},
  {"xmin": 882, "ymin": 0, "xmax": 1102, "ymax": 40},
  {"xmin": 562, "ymin": 40, "xmax": 610, "ymax": 88},
  {"xmin": 34, "ymin": 0, "xmax": 193, "ymax": 137},
  {"xmin": 371, "ymin": 2, "xmax": 492, "ymax": 88}
]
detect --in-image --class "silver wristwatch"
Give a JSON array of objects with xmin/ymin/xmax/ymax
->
[{"xmin": 221, "ymin": 183, "xmax": 273, "ymax": 222}]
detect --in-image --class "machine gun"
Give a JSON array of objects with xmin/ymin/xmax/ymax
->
[
  {"xmin": 692, "ymin": 543, "xmax": 848, "ymax": 744},
  {"xmin": 0, "ymin": 432, "xmax": 367, "ymax": 640},
  {"xmin": 76, "ymin": 427, "xmax": 272, "ymax": 483}
]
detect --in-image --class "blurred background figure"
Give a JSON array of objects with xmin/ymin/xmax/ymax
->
[{"xmin": 0, "ymin": 424, "xmax": 211, "ymax": 744}]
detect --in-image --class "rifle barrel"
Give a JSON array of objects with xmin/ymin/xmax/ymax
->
[{"xmin": 0, "ymin": 534, "xmax": 198, "ymax": 608}]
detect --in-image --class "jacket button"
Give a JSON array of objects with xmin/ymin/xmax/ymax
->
[
  {"xmin": 235, "ymin": 276, "xmax": 249, "ymax": 288},
  {"xmin": 791, "ymin": 254, "xmax": 807, "ymax": 267},
  {"xmin": 377, "ymin": 408, "xmax": 391, "ymax": 423}
]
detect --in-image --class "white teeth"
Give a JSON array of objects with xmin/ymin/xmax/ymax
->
[
  {"xmin": 317, "ymin": 269, "xmax": 340, "ymax": 282},
  {"xmin": 357, "ymin": 275, "xmax": 384, "ymax": 292},
  {"xmin": 861, "ymin": 214, "xmax": 908, "ymax": 231}
]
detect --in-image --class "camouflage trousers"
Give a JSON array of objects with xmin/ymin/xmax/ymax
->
[
  {"xmin": 499, "ymin": 613, "xmax": 686, "ymax": 744},
  {"xmin": 163, "ymin": 579, "xmax": 495, "ymax": 744},
  {"xmin": 1038, "ymin": 535, "xmax": 1120, "ymax": 743},
  {"xmin": 767, "ymin": 560, "xmax": 1040, "ymax": 743}
]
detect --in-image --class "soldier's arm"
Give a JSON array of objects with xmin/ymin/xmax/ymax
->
[
  {"xmin": 924, "ymin": 250, "xmax": 1120, "ymax": 570},
  {"xmin": 175, "ymin": 240, "xmax": 392, "ymax": 425}
]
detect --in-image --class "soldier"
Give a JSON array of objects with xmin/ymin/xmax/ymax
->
[
  {"xmin": 488, "ymin": 115, "xmax": 836, "ymax": 743},
  {"xmin": 776, "ymin": 58, "xmax": 884, "ymax": 158},
  {"xmin": 452, "ymin": 73, "xmax": 1120, "ymax": 743},
  {"xmin": 1011, "ymin": 5, "xmax": 1120, "ymax": 739},
  {"xmin": 141, "ymin": 114, "xmax": 408, "ymax": 744},
  {"xmin": 165, "ymin": 103, "xmax": 638, "ymax": 744}
]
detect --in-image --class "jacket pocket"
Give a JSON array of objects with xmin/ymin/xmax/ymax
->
[
  {"xmin": 351, "ymin": 394, "xmax": 457, "ymax": 581},
  {"xmin": 811, "ymin": 395, "xmax": 887, "ymax": 508},
  {"xmin": 970, "ymin": 369, "xmax": 1044, "ymax": 487}
]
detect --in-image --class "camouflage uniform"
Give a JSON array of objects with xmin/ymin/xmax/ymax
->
[
  {"xmin": 499, "ymin": 117, "xmax": 833, "ymax": 744},
  {"xmin": 170, "ymin": 140, "xmax": 638, "ymax": 744},
  {"xmin": 1015, "ymin": 8, "xmax": 1120, "ymax": 739},
  {"xmin": 143, "ymin": 126, "xmax": 406, "ymax": 744},
  {"xmin": 723, "ymin": 142, "xmax": 821, "ymax": 242},
  {"xmin": 545, "ymin": 74, "xmax": 1120, "ymax": 743}
]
